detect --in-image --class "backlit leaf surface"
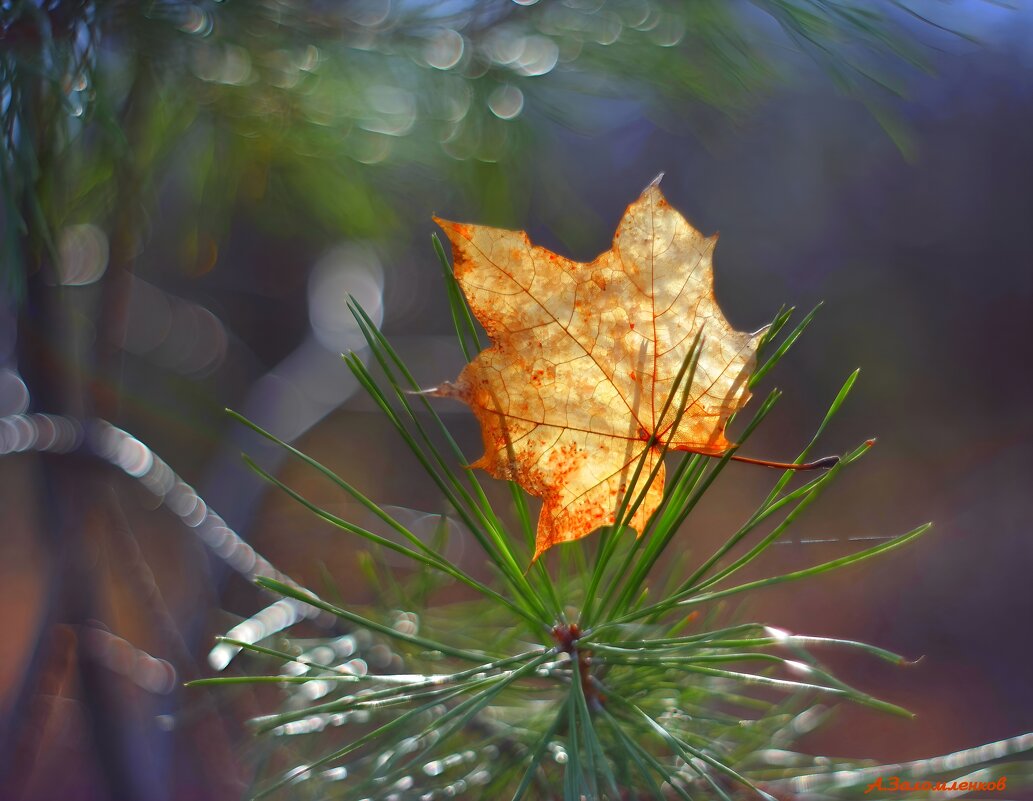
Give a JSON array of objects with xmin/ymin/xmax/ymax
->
[{"xmin": 435, "ymin": 183, "xmax": 763, "ymax": 560}]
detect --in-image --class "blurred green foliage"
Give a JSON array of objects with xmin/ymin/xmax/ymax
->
[{"xmin": 2, "ymin": 0, "xmax": 929, "ymax": 298}]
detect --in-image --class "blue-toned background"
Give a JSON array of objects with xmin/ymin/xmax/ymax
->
[{"xmin": 1, "ymin": 2, "xmax": 1031, "ymax": 798}]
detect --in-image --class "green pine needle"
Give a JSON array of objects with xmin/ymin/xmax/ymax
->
[{"xmin": 206, "ymin": 240, "xmax": 1031, "ymax": 801}]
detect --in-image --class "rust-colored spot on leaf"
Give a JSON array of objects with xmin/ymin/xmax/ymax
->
[{"xmin": 435, "ymin": 183, "xmax": 764, "ymax": 561}]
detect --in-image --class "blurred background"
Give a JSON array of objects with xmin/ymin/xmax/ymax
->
[{"xmin": 1, "ymin": 1, "xmax": 1032, "ymax": 799}]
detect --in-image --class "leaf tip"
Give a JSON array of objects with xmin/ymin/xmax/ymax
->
[
  {"xmin": 405, "ymin": 385, "xmax": 437, "ymax": 397},
  {"xmin": 427, "ymin": 380, "xmax": 467, "ymax": 401},
  {"xmin": 433, "ymin": 216, "xmax": 471, "ymax": 242},
  {"xmin": 467, "ymin": 453, "xmax": 489, "ymax": 471}
]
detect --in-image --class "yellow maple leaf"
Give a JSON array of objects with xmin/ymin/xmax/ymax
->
[{"xmin": 434, "ymin": 181, "xmax": 765, "ymax": 561}]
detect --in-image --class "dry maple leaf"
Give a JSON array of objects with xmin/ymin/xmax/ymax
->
[{"xmin": 434, "ymin": 180, "xmax": 768, "ymax": 561}]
